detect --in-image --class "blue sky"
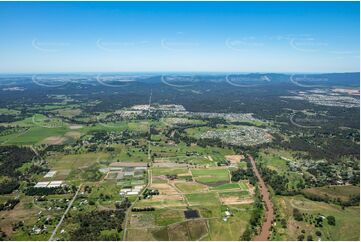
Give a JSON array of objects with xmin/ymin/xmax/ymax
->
[{"xmin": 0, "ymin": 1, "xmax": 359, "ymax": 73}]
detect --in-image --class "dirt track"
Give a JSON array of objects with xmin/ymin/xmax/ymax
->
[{"xmin": 248, "ymin": 155, "xmax": 274, "ymax": 241}]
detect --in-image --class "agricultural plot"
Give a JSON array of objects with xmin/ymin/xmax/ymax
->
[
  {"xmin": 126, "ymin": 165, "xmax": 254, "ymax": 241},
  {"xmin": 151, "ymin": 140, "xmax": 236, "ymax": 165},
  {"xmin": 191, "ymin": 168, "xmax": 230, "ymax": 186},
  {"xmin": 175, "ymin": 181, "xmax": 208, "ymax": 193}
]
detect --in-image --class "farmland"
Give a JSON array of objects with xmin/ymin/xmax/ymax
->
[
  {"xmin": 125, "ymin": 165, "xmax": 254, "ymax": 241},
  {"xmin": 0, "ymin": 72, "xmax": 360, "ymax": 241}
]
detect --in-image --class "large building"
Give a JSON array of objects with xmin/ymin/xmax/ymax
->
[{"xmin": 109, "ymin": 162, "xmax": 147, "ymax": 170}]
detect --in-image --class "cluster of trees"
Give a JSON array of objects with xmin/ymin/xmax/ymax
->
[
  {"xmin": 115, "ymin": 198, "xmax": 131, "ymax": 210},
  {"xmin": 281, "ymin": 127, "xmax": 360, "ymax": 163},
  {"xmin": 326, "ymin": 215, "xmax": 336, "ymax": 226},
  {"xmin": 293, "ymin": 209, "xmax": 336, "ymax": 228},
  {"xmin": 69, "ymin": 209, "xmax": 125, "ymax": 240},
  {"xmin": 241, "ymin": 186, "xmax": 264, "ymax": 240},
  {"xmin": 231, "ymin": 159, "xmax": 257, "ymax": 185},
  {"xmin": 0, "ymin": 114, "xmax": 23, "ymax": 123},
  {"xmin": 293, "ymin": 208, "xmax": 303, "ymax": 221},
  {"xmin": 217, "ymin": 159, "xmax": 230, "ymax": 166},
  {"xmin": 297, "ymin": 234, "xmax": 314, "ymax": 241},
  {"xmin": 258, "ymin": 165, "xmax": 296, "ymax": 195},
  {"xmin": 143, "ymin": 189, "xmax": 159, "ymax": 199},
  {"xmin": 0, "ymin": 198, "xmax": 19, "ymax": 211},
  {"xmin": 166, "ymin": 174, "xmax": 178, "ymax": 180},
  {"xmin": 0, "ymin": 146, "xmax": 35, "ymax": 194},
  {"xmin": 70, "ymin": 198, "xmax": 131, "ymax": 240}
]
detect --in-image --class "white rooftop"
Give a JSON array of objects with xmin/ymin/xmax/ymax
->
[
  {"xmin": 34, "ymin": 182, "xmax": 49, "ymax": 188},
  {"xmin": 127, "ymin": 191, "xmax": 139, "ymax": 195},
  {"xmin": 120, "ymin": 188, "xmax": 132, "ymax": 192},
  {"xmin": 44, "ymin": 171, "xmax": 57, "ymax": 178},
  {"xmin": 47, "ymin": 181, "xmax": 63, "ymax": 187}
]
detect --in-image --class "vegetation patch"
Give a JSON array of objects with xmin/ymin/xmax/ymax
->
[{"xmin": 302, "ymin": 185, "xmax": 360, "ymax": 206}]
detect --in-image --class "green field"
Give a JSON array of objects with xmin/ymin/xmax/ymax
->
[
  {"xmin": 175, "ymin": 182, "xmax": 208, "ymax": 193},
  {"xmin": 191, "ymin": 168, "xmax": 230, "ymax": 186},
  {"xmin": 186, "ymin": 192, "xmax": 221, "ymax": 206},
  {"xmin": 210, "ymin": 183, "xmax": 240, "ymax": 191},
  {"xmin": 152, "ymin": 167, "xmax": 189, "ymax": 176}
]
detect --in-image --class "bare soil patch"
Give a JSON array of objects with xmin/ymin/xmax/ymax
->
[
  {"xmin": 69, "ymin": 124, "xmax": 83, "ymax": 130},
  {"xmin": 42, "ymin": 136, "xmax": 67, "ymax": 144},
  {"xmin": 0, "ymin": 200, "xmax": 40, "ymax": 236},
  {"xmin": 225, "ymin": 155, "xmax": 245, "ymax": 164},
  {"xmin": 220, "ymin": 196, "xmax": 254, "ymax": 205},
  {"xmin": 65, "ymin": 131, "xmax": 81, "ymax": 139},
  {"xmin": 168, "ymin": 222, "xmax": 189, "ymax": 240},
  {"xmin": 150, "ymin": 194, "xmax": 183, "ymax": 202},
  {"xmin": 150, "ymin": 183, "xmax": 180, "ymax": 195}
]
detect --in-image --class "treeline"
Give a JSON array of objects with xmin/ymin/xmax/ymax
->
[
  {"xmin": 0, "ymin": 198, "xmax": 19, "ymax": 211},
  {"xmin": 241, "ymin": 186, "xmax": 264, "ymax": 240},
  {"xmin": 131, "ymin": 207, "xmax": 155, "ymax": 212},
  {"xmin": 25, "ymin": 186, "xmax": 76, "ymax": 196},
  {"xmin": 301, "ymin": 191, "xmax": 360, "ymax": 207}
]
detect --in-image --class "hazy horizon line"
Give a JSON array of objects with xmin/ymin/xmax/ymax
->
[{"xmin": 0, "ymin": 71, "xmax": 360, "ymax": 76}]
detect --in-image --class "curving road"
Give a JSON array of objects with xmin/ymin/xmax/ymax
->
[{"xmin": 248, "ymin": 155, "xmax": 274, "ymax": 241}]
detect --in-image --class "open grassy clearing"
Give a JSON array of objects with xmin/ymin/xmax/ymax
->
[
  {"xmin": 151, "ymin": 140, "xmax": 235, "ymax": 164},
  {"xmin": 276, "ymin": 195, "xmax": 360, "ymax": 241},
  {"xmin": 0, "ymin": 126, "xmax": 70, "ymax": 145},
  {"xmin": 111, "ymin": 144, "xmax": 149, "ymax": 162},
  {"xmin": 0, "ymin": 108, "xmax": 20, "ymax": 115},
  {"xmin": 53, "ymin": 108, "xmax": 82, "ymax": 118},
  {"xmin": 210, "ymin": 183, "xmax": 240, "ymax": 191},
  {"xmin": 258, "ymin": 151, "xmax": 288, "ymax": 173},
  {"xmin": 46, "ymin": 152, "xmax": 109, "ymax": 183},
  {"xmin": 186, "ymin": 192, "xmax": 221, "ymax": 206},
  {"xmin": 81, "ymin": 120, "xmax": 149, "ymax": 133},
  {"xmin": 152, "ymin": 167, "xmax": 189, "ymax": 176}
]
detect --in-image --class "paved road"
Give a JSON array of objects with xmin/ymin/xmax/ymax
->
[
  {"xmin": 49, "ymin": 185, "xmax": 82, "ymax": 241},
  {"xmin": 122, "ymin": 169, "xmax": 152, "ymax": 240},
  {"xmin": 248, "ymin": 155, "xmax": 274, "ymax": 241}
]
